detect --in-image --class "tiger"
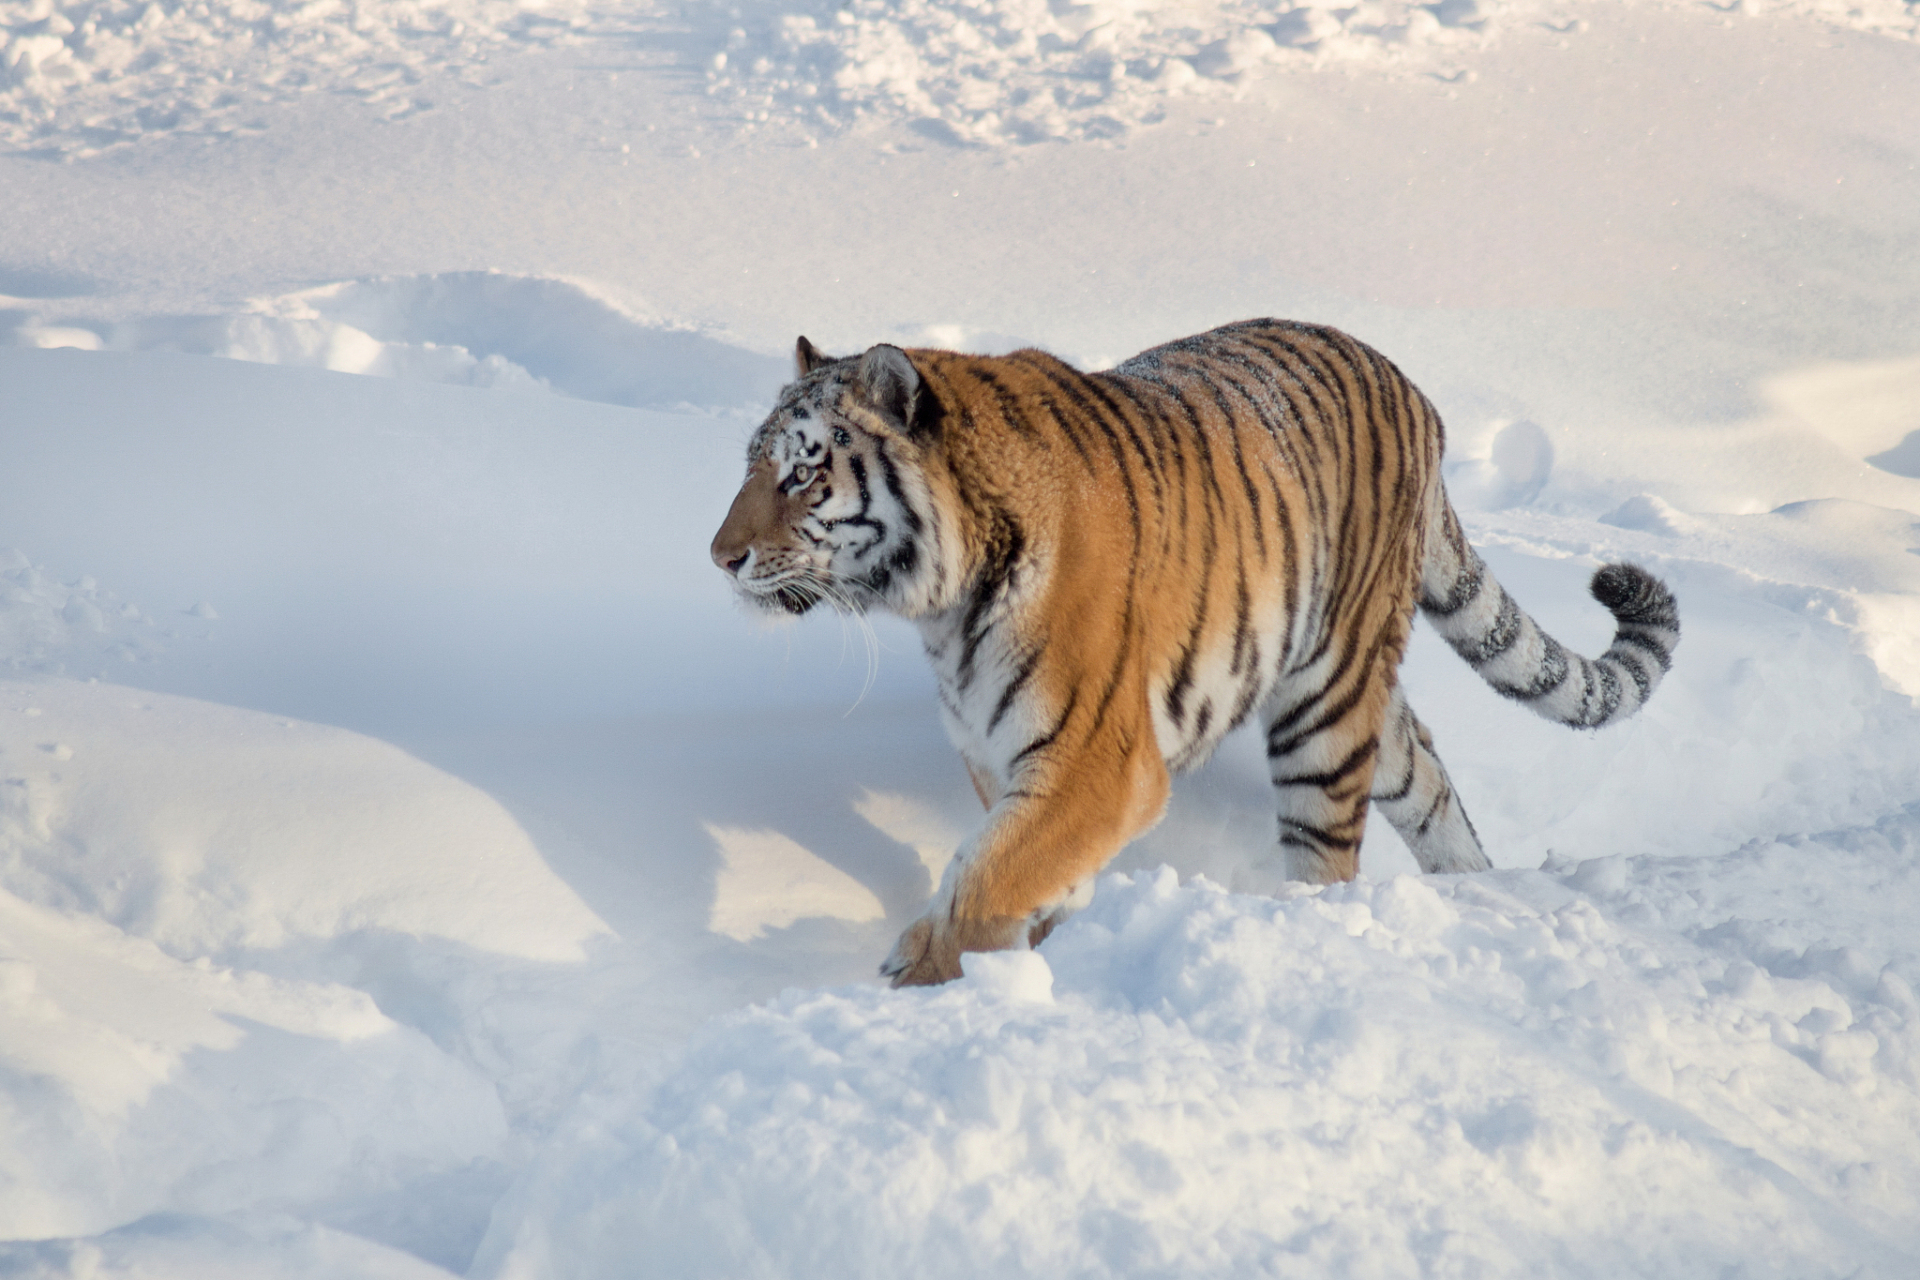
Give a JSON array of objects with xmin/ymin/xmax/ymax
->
[{"xmin": 710, "ymin": 320, "xmax": 1680, "ymax": 988}]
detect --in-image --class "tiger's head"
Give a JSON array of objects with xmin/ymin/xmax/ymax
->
[{"xmin": 711, "ymin": 337, "xmax": 949, "ymax": 618}]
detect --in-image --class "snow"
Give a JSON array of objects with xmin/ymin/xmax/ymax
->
[
  {"xmin": 484, "ymin": 857, "xmax": 1920, "ymax": 1278},
  {"xmin": 0, "ymin": 868, "xmax": 510, "ymax": 1252},
  {"xmin": 3, "ymin": 0, "xmax": 1920, "ymax": 1272},
  {"xmin": 6, "ymin": 0, "xmax": 1917, "ymax": 154},
  {"xmin": 0, "ymin": 679, "xmax": 609, "ymax": 960}
]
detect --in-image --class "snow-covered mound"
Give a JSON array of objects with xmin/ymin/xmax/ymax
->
[
  {"xmin": 477, "ymin": 854, "xmax": 1920, "ymax": 1278},
  {"xmin": 8, "ymin": 273, "xmax": 788, "ymax": 411},
  {"xmin": 4, "ymin": 1215, "xmax": 464, "ymax": 1280},
  {"xmin": 0, "ymin": 881, "xmax": 508, "ymax": 1248},
  {"xmin": 0, "ymin": 677, "xmax": 615, "ymax": 1261},
  {"xmin": 0, "ymin": 677, "xmax": 609, "ymax": 960}
]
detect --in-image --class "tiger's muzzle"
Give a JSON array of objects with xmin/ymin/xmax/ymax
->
[{"xmin": 711, "ymin": 463, "xmax": 819, "ymax": 614}]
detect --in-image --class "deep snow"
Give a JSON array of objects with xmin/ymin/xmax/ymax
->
[{"xmin": 4, "ymin": 0, "xmax": 1920, "ymax": 1273}]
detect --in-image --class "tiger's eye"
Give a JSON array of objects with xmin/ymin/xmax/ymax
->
[{"xmin": 792, "ymin": 464, "xmax": 815, "ymax": 486}]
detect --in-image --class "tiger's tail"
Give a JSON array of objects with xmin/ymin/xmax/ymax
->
[{"xmin": 1418, "ymin": 502, "xmax": 1680, "ymax": 729}]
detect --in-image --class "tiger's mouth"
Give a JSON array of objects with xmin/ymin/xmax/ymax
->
[
  {"xmin": 736, "ymin": 574, "xmax": 822, "ymax": 617},
  {"xmin": 772, "ymin": 583, "xmax": 817, "ymax": 616}
]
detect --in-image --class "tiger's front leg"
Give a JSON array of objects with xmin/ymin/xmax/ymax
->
[{"xmin": 881, "ymin": 734, "xmax": 1170, "ymax": 987}]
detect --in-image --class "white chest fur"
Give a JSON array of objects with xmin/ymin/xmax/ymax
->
[{"xmin": 913, "ymin": 603, "xmax": 1039, "ymax": 792}]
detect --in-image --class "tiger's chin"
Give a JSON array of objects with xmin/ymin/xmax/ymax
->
[
  {"xmin": 735, "ymin": 575, "xmax": 834, "ymax": 617},
  {"xmin": 734, "ymin": 584, "xmax": 817, "ymax": 616}
]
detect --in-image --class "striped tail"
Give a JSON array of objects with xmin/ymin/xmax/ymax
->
[{"xmin": 1419, "ymin": 504, "xmax": 1680, "ymax": 729}]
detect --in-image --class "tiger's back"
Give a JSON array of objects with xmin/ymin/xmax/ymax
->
[{"xmin": 712, "ymin": 320, "xmax": 1679, "ymax": 986}]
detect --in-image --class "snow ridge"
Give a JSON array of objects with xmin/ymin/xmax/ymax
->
[{"xmin": 8, "ymin": 273, "xmax": 790, "ymax": 412}]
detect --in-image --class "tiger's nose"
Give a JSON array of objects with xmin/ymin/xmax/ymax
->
[{"xmin": 711, "ymin": 536, "xmax": 750, "ymax": 576}]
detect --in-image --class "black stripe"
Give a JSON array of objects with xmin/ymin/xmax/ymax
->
[
  {"xmin": 1614, "ymin": 628, "xmax": 1675, "ymax": 671},
  {"xmin": 1271, "ymin": 736, "xmax": 1378, "ymax": 793},
  {"xmin": 1412, "ymin": 788, "xmax": 1450, "ymax": 839},
  {"xmin": 955, "ymin": 508, "xmax": 1025, "ymax": 692},
  {"xmin": 873, "ymin": 447, "xmax": 923, "ymax": 534},
  {"xmin": 973, "ymin": 367, "xmax": 1044, "ymax": 444},
  {"xmin": 1266, "ymin": 619, "xmax": 1402, "ymax": 759},
  {"xmin": 1228, "ymin": 571, "xmax": 1252, "ymax": 677},
  {"xmin": 1012, "ymin": 688, "xmax": 1079, "ymax": 767},
  {"xmin": 1463, "ymin": 591, "xmax": 1524, "ymax": 667},
  {"xmin": 987, "ymin": 645, "xmax": 1043, "ymax": 735},
  {"xmin": 1086, "ymin": 601, "xmax": 1137, "ymax": 741},
  {"xmin": 1278, "ymin": 816, "xmax": 1355, "ymax": 850},
  {"xmin": 1486, "ymin": 638, "xmax": 1570, "ymax": 700},
  {"xmin": 1028, "ymin": 357, "xmax": 1167, "ymax": 511}
]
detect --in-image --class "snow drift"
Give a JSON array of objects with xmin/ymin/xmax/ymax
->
[{"xmin": 478, "ymin": 854, "xmax": 1920, "ymax": 1278}]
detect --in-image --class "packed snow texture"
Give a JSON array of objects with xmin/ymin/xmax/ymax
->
[
  {"xmin": 0, "ymin": 0, "xmax": 607, "ymax": 156},
  {"xmin": 703, "ymin": 0, "xmax": 1920, "ymax": 145},
  {"xmin": 4, "ymin": 0, "xmax": 1919, "ymax": 154}
]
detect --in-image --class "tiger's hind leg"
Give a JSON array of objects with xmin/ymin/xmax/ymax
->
[
  {"xmin": 1370, "ymin": 684, "xmax": 1490, "ymax": 874},
  {"xmin": 1263, "ymin": 670, "xmax": 1395, "ymax": 885}
]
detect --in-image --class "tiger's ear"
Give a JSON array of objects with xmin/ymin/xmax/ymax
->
[
  {"xmin": 854, "ymin": 344, "xmax": 929, "ymax": 437},
  {"xmin": 795, "ymin": 335, "xmax": 834, "ymax": 377}
]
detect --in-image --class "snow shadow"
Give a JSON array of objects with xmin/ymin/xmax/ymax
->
[{"xmin": 0, "ymin": 266, "xmax": 99, "ymax": 300}]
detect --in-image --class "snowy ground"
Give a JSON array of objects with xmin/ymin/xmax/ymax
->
[{"xmin": 4, "ymin": 0, "xmax": 1920, "ymax": 1274}]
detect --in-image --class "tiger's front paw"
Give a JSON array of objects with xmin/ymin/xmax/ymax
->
[
  {"xmin": 880, "ymin": 912, "xmax": 1030, "ymax": 988},
  {"xmin": 880, "ymin": 916, "xmax": 963, "ymax": 988}
]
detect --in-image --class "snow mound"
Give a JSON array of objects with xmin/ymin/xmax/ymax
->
[
  {"xmin": 0, "ymin": 676, "xmax": 610, "ymax": 961},
  {"xmin": 478, "ymin": 854, "xmax": 1920, "ymax": 1278},
  {"xmin": 47, "ymin": 273, "xmax": 791, "ymax": 412},
  {"xmin": 0, "ymin": 883, "xmax": 509, "ymax": 1248}
]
